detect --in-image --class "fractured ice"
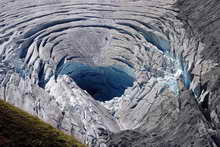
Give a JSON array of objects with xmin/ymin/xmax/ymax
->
[{"xmin": 57, "ymin": 62, "xmax": 135, "ymax": 101}]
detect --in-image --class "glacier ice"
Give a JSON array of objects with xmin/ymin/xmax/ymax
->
[{"xmin": 58, "ymin": 62, "xmax": 135, "ymax": 101}]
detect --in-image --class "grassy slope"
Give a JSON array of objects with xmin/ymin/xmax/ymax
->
[{"xmin": 0, "ymin": 99, "xmax": 85, "ymax": 147}]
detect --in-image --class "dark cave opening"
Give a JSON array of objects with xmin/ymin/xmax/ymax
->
[{"xmin": 58, "ymin": 62, "xmax": 135, "ymax": 101}]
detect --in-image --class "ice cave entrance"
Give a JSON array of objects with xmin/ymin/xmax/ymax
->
[{"xmin": 58, "ymin": 62, "xmax": 135, "ymax": 101}]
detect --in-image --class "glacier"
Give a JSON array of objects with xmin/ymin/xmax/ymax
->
[
  {"xmin": 57, "ymin": 62, "xmax": 135, "ymax": 101},
  {"xmin": 0, "ymin": 0, "xmax": 220, "ymax": 146}
]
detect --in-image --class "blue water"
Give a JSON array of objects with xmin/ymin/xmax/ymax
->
[{"xmin": 57, "ymin": 62, "xmax": 135, "ymax": 101}]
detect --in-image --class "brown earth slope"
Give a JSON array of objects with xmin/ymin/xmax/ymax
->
[{"xmin": 0, "ymin": 99, "xmax": 85, "ymax": 147}]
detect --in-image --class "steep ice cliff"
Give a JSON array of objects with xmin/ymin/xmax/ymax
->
[{"xmin": 0, "ymin": 0, "xmax": 220, "ymax": 146}]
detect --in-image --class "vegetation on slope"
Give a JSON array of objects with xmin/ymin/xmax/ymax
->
[{"xmin": 0, "ymin": 99, "xmax": 85, "ymax": 147}]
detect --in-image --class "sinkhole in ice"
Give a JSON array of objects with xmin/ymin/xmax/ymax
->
[{"xmin": 57, "ymin": 62, "xmax": 135, "ymax": 101}]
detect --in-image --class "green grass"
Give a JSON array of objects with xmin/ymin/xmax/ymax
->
[{"xmin": 0, "ymin": 99, "xmax": 86, "ymax": 147}]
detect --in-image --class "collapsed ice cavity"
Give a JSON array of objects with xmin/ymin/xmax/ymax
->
[{"xmin": 56, "ymin": 62, "xmax": 135, "ymax": 101}]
